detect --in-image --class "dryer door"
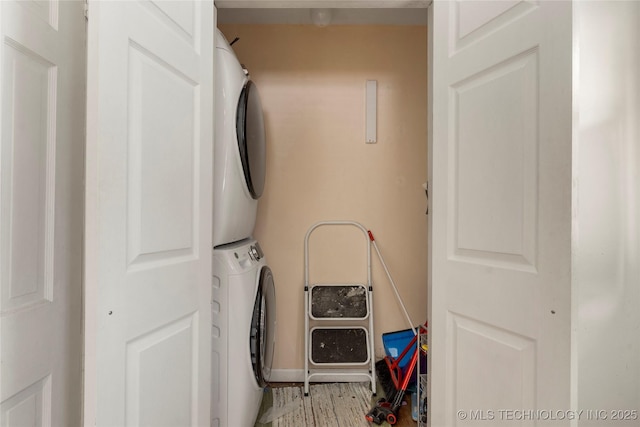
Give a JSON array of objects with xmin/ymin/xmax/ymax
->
[
  {"xmin": 250, "ymin": 265, "xmax": 276, "ymax": 387},
  {"xmin": 236, "ymin": 80, "xmax": 266, "ymax": 199}
]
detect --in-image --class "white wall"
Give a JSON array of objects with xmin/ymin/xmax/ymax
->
[{"xmin": 575, "ymin": 1, "xmax": 640, "ymax": 423}]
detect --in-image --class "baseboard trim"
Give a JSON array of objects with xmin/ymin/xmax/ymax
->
[
  {"xmin": 269, "ymin": 369, "xmax": 375, "ymax": 384},
  {"xmin": 269, "ymin": 369, "xmax": 304, "ymax": 382}
]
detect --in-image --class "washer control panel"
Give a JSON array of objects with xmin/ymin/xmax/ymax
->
[
  {"xmin": 228, "ymin": 241, "xmax": 264, "ymax": 271},
  {"xmin": 248, "ymin": 243, "xmax": 263, "ymax": 261}
]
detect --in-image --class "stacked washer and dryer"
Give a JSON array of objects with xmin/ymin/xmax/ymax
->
[{"xmin": 211, "ymin": 30, "xmax": 276, "ymax": 427}]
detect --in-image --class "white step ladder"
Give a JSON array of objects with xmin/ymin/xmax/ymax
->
[{"xmin": 303, "ymin": 221, "xmax": 376, "ymax": 396}]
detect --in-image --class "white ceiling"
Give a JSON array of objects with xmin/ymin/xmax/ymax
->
[{"xmin": 217, "ymin": 7, "xmax": 428, "ymax": 25}]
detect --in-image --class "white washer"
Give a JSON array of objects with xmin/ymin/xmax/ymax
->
[
  {"xmin": 214, "ymin": 30, "xmax": 266, "ymax": 247},
  {"xmin": 211, "ymin": 239, "xmax": 276, "ymax": 427}
]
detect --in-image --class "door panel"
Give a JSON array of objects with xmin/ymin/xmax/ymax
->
[
  {"xmin": 429, "ymin": 1, "xmax": 572, "ymax": 426},
  {"xmin": 126, "ymin": 313, "xmax": 199, "ymax": 426},
  {"xmin": 127, "ymin": 43, "xmax": 198, "ymax": 267},
  {"xmin": 84, "ymin": 1, "xmax": 214, "ymax": 425},
  {"xmin": 1, "ymin": 1, "xmax": 84, "ymax": 426},
  {"xmin": 454, "ymin": 1, "xmax": 537, "ymax": 51},
  {"xmin": 452, "ymin": 49, "xmax": 538, "ymax": 270},
  {"xmin": 1, "ymin": 39, "xmax": 55, "ymax": 313},
  {"xmin": 450, "ymin": 314, "xmax": 536, "ymax": 416}
]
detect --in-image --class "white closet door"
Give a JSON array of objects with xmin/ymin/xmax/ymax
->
[
  {"xmin": 429, "ymin": 1, "xmax": 573, "ymax": 425},
  {"xmin": 84, "ymin": 1, "xmax": 214, "ymax": 425},
  {"xmin": 1, "ymin": 1, "xmax": 84, "ymax": 426}
]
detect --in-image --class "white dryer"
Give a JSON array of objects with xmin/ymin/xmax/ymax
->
[
  {"xmin": 214, "ymin": 30, "xmax": 266, "ymax": 247},
  {"xmin": 211, "ymin": 238, "xmax": 276, "ymax": 427}
]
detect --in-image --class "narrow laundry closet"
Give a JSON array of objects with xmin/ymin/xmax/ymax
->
[{"xmin": 215, "ymin": 7, "xmax": 429, "ymax": 426}]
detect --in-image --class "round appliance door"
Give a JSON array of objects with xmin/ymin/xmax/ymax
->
[
  {"xmin": 236, "ymin": 80, "xmax": 266, "ymax": 199},
  {"xmin": 250, "ymin": 266, "xmax": 276, "ymax": 387}
]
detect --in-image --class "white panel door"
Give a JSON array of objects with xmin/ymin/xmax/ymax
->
[
  {"xmin": 84, "ymin": 1, "xmax": 214, "ymax": 425},
  {"xmin": 1, "ymin": 1, "xmax": 85, "ymax": 426},
  {"xmin": 429, "ymin": 1, "xmax": 572, "ymax": 426}
]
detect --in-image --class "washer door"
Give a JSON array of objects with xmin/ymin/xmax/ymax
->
[
  {"xmin": 236, "ymin": 80, "xmax": 266, "ymax": 199},
  {"xmin": 250, "ymin": 266, "xmax": 276, "ymax": 387}
]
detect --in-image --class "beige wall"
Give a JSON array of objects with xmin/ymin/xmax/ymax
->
[{"xmin": 219, "ymin": 24, "xmax": 428, "ymax": 372}]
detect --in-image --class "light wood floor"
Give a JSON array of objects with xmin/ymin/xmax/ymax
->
[{"xmin": 257, "ymin": 382, "xmax": 417, "ymax": 427}]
